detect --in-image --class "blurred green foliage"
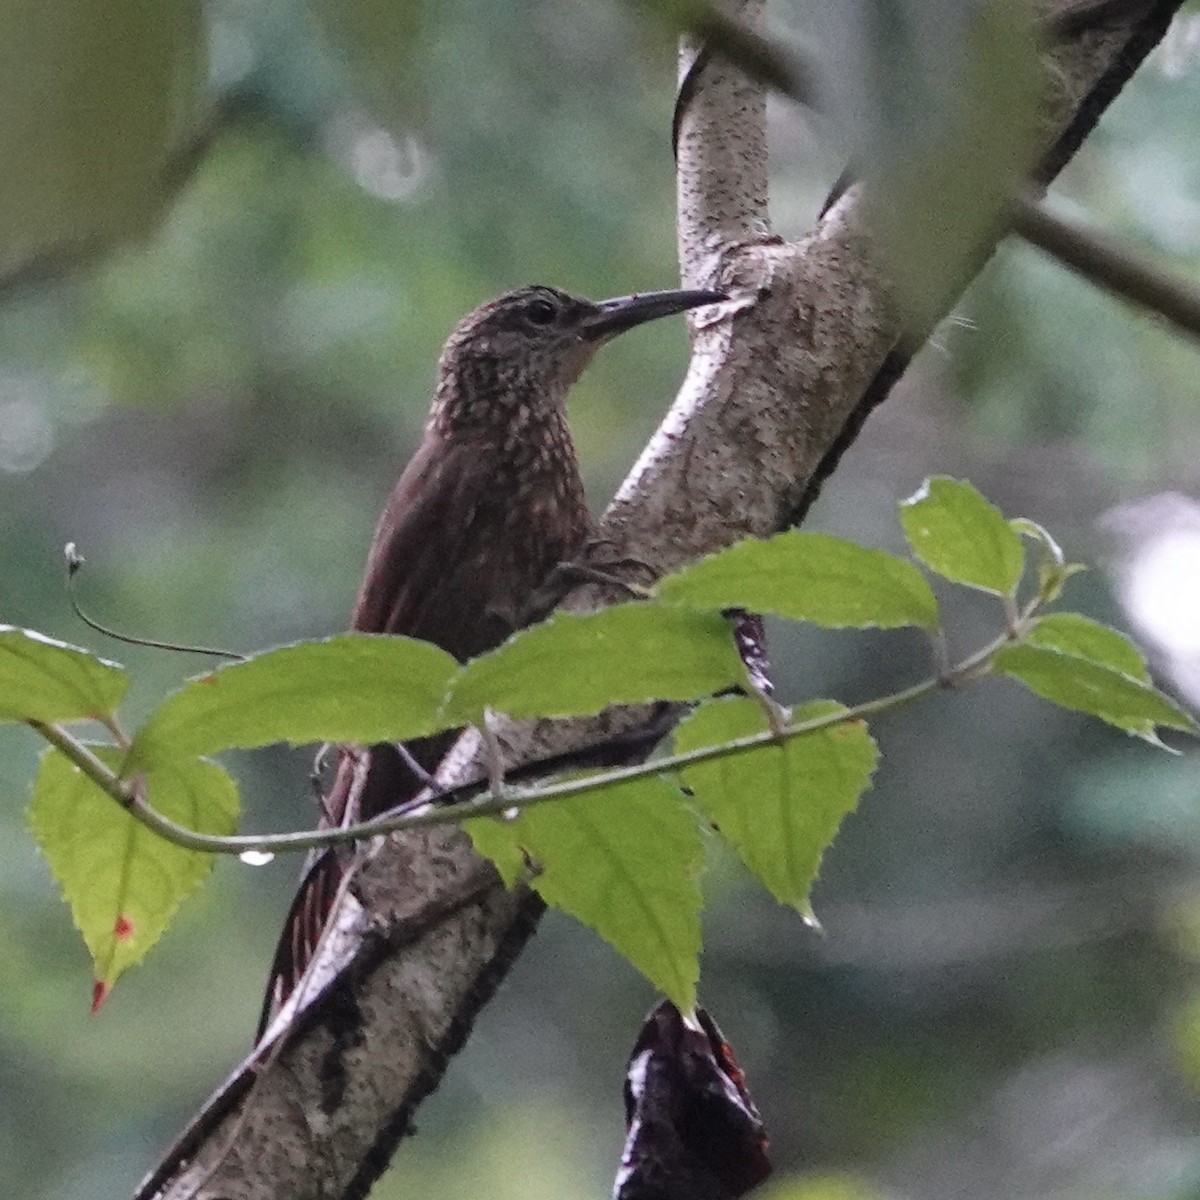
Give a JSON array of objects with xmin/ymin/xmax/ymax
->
[
  {"xmin": 0, "ymin": 0, "xmax": 205, "ymax": 275},
  {"xmin": 2, "ymin": 2, "xmax": 1200, "ymax": 1199}
]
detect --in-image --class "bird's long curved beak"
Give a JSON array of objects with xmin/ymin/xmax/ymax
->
[{"xmin": 581, "ymin": 288, "xmax": 726, "ymax": 340}]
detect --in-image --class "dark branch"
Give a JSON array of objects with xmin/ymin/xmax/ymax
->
[{"xmin": 1011, "ymin": 192, "xmax": 1200, "ymax": 342}]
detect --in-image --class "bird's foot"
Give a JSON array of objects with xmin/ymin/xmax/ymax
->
[
  {"xmin": 309, "ymin": 743, "xmax": 333, "ymax": 800},
  {"xmin": 393, "ymin": 740, "xmax": 449, "ymax": 801},
  {"xmin": 555, "ymin": 534, "xmax": 663, "ymax": 597},
  {"xmin": 312, "ymin": 745, "xmax": 367, "ymax": 825},
  {"xmin": 521, "ymin": 556, "xmax": 646, "ymax": 624},
  {"xmin": 582, "ymin": 536, "xmax": 660, "ymax": 586},
  {"xmin": 553, "ymin": 559, "xmax": 653, "ymax": 600}
]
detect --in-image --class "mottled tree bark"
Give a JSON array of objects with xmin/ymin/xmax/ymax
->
[{"xmin": 136, "ymin": 2, "xmax": 1184, "ymax": 1196}]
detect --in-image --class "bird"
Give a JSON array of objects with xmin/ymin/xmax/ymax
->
[{"xmin": 258, "ymin": 282, "xmax": 726, "ymax": 1038}]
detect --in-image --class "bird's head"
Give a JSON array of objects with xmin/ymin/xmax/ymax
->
[{"xmin": 434, "ymin": 284, "xmax": 725, "ymax": 430}]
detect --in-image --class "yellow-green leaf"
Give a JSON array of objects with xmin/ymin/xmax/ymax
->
[
  {"xmin": 676, "ymin": 697, "xmax": 877, "ymax": 917},
  {"xmin": 128, "ymin": 634, "xmax": 459, "ymax": 770},
  {"xmin": 466, "ymin": 776, "xmax": 703, "ymax": 1011},
  {"xmin": 444, "ymin": 604, "xmax": 746, "ymax": 724},
  {"xmin": 29, "ymin": 746, "xmax": 238, "ymax": 1004},
  {"xmin": 900, "ymin": 476, "xmax": 1025, "ymax": 596},
  {"xmin": 311, "ymin": 0, "xmax": 426, "ymax": 132},
  {"xmin": 0, "ymin": 626, "xmax": 126, "ymax": 723},
  {"xmin": 0, "ymin": 0, "xmax": 206, "ymax": 272},
  {"xmin": 655, "ymin": 531, "xmax": 939, "ymax": 630},
  {"xmin": 993, "ymin": 643, "xmax": 1195, "ymax": 743},
  {"xmin": 1025, "ymin": 614, "xmax": 1149, "ymax": 681},
  {"xmin": 865, "ymin": 0, "xmax": 1043, "ymax": 331}
]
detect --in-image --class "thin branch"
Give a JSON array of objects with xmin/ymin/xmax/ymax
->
[
  {"xmin": 654, "ymin": 0, "xmax": 819, "ymax": 114},
  {"xmin": 673, "ymin": 0, "xmax": 770, "ymax": 284},
  {"xmin": 1011, "ymin": 192, "xmax": 1200, "ymax": 342},
  {"xmin": 28, "ymin": 720, "xmax": 135, "ymax": 807},
  {"xmin": 668, "ymin": 2, "xmax": 819, "ymax": 160},
  {"xmin": 676, "ymin": 3, "xmax": 1200, "ymax": 355},
  {"xmin": 64, "ymin": 544, "xmax": 246, "ymax": 661},
  {"xmin": 183, "ymin": 852, "xmax": 369, "ymax": 1197},
  {"xmin": 29, "ymin": 613, "xmax": 1026, "ymax": 860}
]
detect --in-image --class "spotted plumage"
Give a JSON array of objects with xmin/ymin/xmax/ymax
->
[{"xmin": 259, "ymin": 283, "xmax": 725, "ymax": 1038}]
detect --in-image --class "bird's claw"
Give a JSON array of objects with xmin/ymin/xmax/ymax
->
[
  {"xmin": 554, "ymin": 559, "xmax": 652, "ymax": 600},
  {"xmin": 582, "ymin": 539, "xmax": 660, "ymax": 584},
  {"xmin": 393, "ymin": 739, "xmax": 447, "ymax": 798},
  {"xmin": 309, "ymin": 743, "xmax": 333, "ymax": 800}
]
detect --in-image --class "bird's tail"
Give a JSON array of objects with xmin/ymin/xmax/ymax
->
[
  {"xmin": 256, "ymin": 733, "xmax": 458, "ymax": 1043},
  {"xmin": 256, "ymin": 745, "xmax": 366, "ymax": 1042},
  {"xmin": 256, "ymin": 844, "xmax": 346, "ymax": 1042}
]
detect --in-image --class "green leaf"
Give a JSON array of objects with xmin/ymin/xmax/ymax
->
[
  {"xmin": 900, "ymin": 477, "xmax": 1025, "ymax": 596},
  {"xmin": 992, "ymin": 643, "xmax": 1195, "ymax": 741},
  {"xmin": 1010, "ymin": 517, "xmax": 1066, "ymax": 568},
  {"xmin": 466, "ymin": 776, "xmax": 703, "ymax": 1011},
  {"xmin": 0, "ymin": 0, "xmax": 206, "ymax": 273},
  {"xmin": 654, "ymin": 531, "xmax": 939, "ymax": 630},
  {"xmin": 128, "ymin": 634, "xmax": 459, "ymax": 771},
  {"xmin": 0, "ymin": 626, "xmax": 127, "ymax": 723},
  {"xmin": 864, "ymin": 0, "xmax": 1043, "ymax": 331},
  {"xmin": 444, "ymin": 604, "xmax": 746, "ymax": 723},
  {"xmin": 1025, "ymin": 614, "xmax": 1150, "ymax": 682},
  {"xmin": 464, "ymin": 813, "xmax": 529, "ymax": 889},
  {"xmin": 1011, "ymin": 518, "xmax": 1083, "ymax": 605},
  {"xmin": 29, "ymin": 746, "xmax": 238, "ymax": 1004},
  {"xmin": 676, "ymin": 697, "xmax": 877, "ymax": 918}
]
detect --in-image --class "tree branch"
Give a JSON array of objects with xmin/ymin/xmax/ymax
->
[
  {"xmin": 136, "ymin": 3, "xmax": 1187, "ymax": 1197},
  {"xmin": 672, "ymin": 0, "xmax": 1199, "ymax": 352},
  {"xmin": 1012, "ymin": 192, "xmax": 1200, "ymax": 341},
  {"xmin": 674, "ymin": 0, "xmax": 770, "ymax": 279}
]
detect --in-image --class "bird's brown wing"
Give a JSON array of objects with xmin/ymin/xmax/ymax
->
[
  {"xmin": 259, "ymin": 434, "xmax": 511, "ymax": 1039},
  {"xmin": 352, "ymin": 432, "xmax": 514, "ymax": 654}
]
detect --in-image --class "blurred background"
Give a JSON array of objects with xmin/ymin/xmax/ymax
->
[{"xmin": 3, "ymin": 2, "xmax": 1200, "ymax": 1198}]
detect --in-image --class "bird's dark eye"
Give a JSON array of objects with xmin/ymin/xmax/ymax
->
[{"xmin": 525, "ymin": 298, "xmax": 557, "ymax": 326}]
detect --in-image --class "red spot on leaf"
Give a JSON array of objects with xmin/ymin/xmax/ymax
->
[
  {"xmin": 113, "ymin": 914, "xmax": 134, "ymax": 941},
  {"xmin": 200, "ymin": 673, "xmax": 217, "ymax": 685},
  {"xmin": 91, "ymin": 980, "xmax": 109, "ymax": 1014}
]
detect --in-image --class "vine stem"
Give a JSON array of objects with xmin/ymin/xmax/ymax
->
[{"xmin": 25, "ymin": 612, "xmax": 1026, "ymax": 859}]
